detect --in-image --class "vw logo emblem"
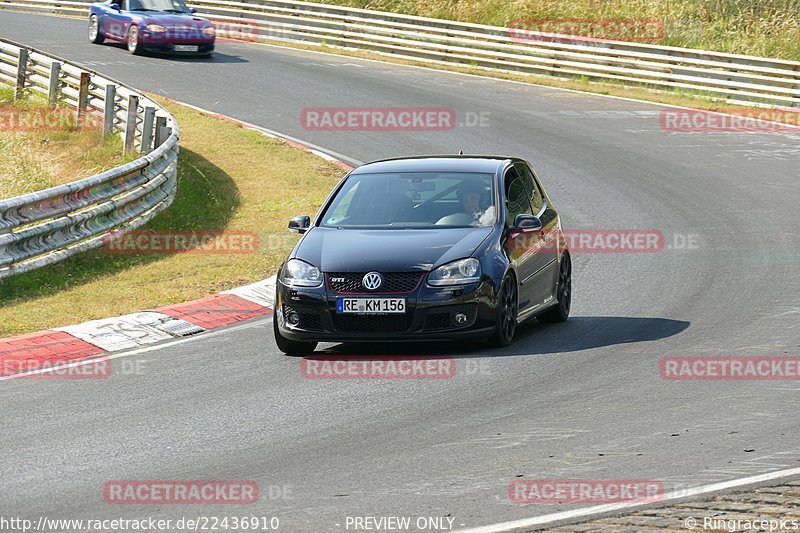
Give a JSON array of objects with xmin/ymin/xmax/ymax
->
[{"xmin": 362, "ymin": 272, "xmax": 383, "ymax": 291}]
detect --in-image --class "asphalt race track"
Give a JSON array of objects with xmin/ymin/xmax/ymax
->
[{"xmin": 1, "ymin": 11, "xmax": 799, "ymax": 532}]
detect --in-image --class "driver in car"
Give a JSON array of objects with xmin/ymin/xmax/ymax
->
[{"xmin": 457, "ymin": 181, "xmax": 494, "ymax": 226}]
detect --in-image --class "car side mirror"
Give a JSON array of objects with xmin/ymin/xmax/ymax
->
[
  {"xmin": 110, "ymin": 2, "xmax": 120, "ymax": 9},
  {"xmin": 288, "ymin": 215, "xmax": 311, "ymax": 234},
  {"xmin": 189, "ymin": 7, "xmax": 197, "ymax": 13},
  {"xmin": 512, "ymin": 214, "xmax": 542, "ymax": 231}
]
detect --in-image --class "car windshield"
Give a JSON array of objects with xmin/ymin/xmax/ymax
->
[
  {"xmin": 129, "ymin": 0, "xmax": 189, "ymax": 12},
  {"xmin": 320, "ymin": 171, "xmax": 496, "ymax": 229}
]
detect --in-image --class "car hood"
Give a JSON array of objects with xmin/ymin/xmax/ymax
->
[
  {"xmin": 294, "ymin": 227, "xmax": 493, "ymax": 272},
  {"xmin": 136, "ymin": 13, "xmax": 210, "ymax": 26}
]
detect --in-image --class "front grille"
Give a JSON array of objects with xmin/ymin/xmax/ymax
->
[
  {"xmin": 423, "ymin": 312, "xmax": 452, "ymax": 330},
  {"xmin": 300, "ymin": 312, "xmax": 322, "ymax": 330},
  {"xmin": 327, "ymin": 272, "xmax": 423, "ymax": 294},
  {"xmin": 332, "ymin": 314, "xmax": 413, "ymax": 334},
  {"xmin": 283, "ymin": 305, "xmax": 323, "ymax": 330}
]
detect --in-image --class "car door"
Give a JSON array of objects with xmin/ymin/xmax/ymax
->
[
  {"xmin": 515, "ymin": 161, "xmax": 560, "ymax": 307},
  {"xmin": 104, "ymin": 0, "xmax": 131, "ymax": 40},
  {"xmin": 502, "ymin": 166, "xmax": 538, "ymax": 311}
]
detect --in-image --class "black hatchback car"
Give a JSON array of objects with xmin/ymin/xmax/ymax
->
[{"xmin": 273, "ymin": 156, "xmax": 571, "ymax": 355}]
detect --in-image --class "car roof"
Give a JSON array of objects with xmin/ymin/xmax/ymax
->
[{"xmin": 349, "ymin": 155, "xmax": 521, "ymax": 175}]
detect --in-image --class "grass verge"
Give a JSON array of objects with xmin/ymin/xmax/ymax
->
[
  {"xmin": 317, "ymin": 0, "xmax": 800, "ymax": 60},
  {"xmin": 0, "ymin": 87, "xmax": 128, "ymax": 200},
  {"xmin": 0, "ymin": 96, "xmax": 347, "ymax": 337}
]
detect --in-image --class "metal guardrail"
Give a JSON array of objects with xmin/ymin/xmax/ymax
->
[
  {"xmin": 0, "ymin": 37, "xmax": 179, "ymax": 278},
  {"xmin": 1, "ymin": 0, "xmax": 799, "ymax": 107}
]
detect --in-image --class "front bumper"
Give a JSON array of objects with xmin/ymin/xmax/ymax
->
[
  {"xmin": 140, "ymin": 42, "xmax": 215, "ymax": 54},
  {"xmin": 138, "ymin": 33, "xmax": 215, "ymax": 54},
  {"xmin": 275, "ymin": 274, "xmax": 501, "ymax": 343}
]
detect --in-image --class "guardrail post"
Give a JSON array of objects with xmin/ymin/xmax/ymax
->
[
  {"xmin": 77, "ymin": 72, "xmax": 90, "ymax": 124},
  {"xmin": 124, "ymin": 94, "xmax": 139, "ymax": 155},
  {"xmin": 155, "ymin": 116, "xmax": 171, "ymax": 147},
  {"xmin": 141, "ymin": 107, "xmax": 156, "ymax": 153},
  {"xmin": 103, "ymin": 84, "xmax": 116, "ymax": 137},
  {"xmin": 48, "ymin": 62, "xmax": 61, "ymax": 107},
  {"xmin": 15, "ymin": 49, "xmax": 29, "ymax": 99}
]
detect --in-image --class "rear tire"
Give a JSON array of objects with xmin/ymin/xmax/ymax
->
[
  {"xmin": 489, "ymin": 274, "xmax": 517, "ymax": 347},
  {"xmin": 273, "ymin": 308, "xmax": 317, "ymax": 356},
  {"xmin": 537, "ymin": 252, "xmax": 571, "ymax": 323},
  {"xmin": 127, "ymin": 25, "xmax": 144, "ymax": 55},
  {"xmin": 88, "ymin": 15, "xmax": 104, "ymax": 44}
]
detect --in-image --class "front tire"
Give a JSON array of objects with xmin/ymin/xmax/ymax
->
[
  {"xmin": 273, "ymin": 308, "xmax": 317, "ymax": 356},
  {"xmin": 537, "ymin": 252, "xmax": 571, "ymax": 323},
  {"xmin": 88, "ymin": 15, "xmax": 104, "ymax": 44},
  {"xmin": 489, "ymin": 274, "xmax": 518, "ymax": 347},
  {"xmin": 127, "ymin": 25, "xmax": 144, "ymax": 55}
]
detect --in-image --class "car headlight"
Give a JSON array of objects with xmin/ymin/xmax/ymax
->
[
  {"xmin": 203, "ymin": 26, "xmax": 216, "ymax": 36},
  {"xmin": 427, "ymin": 258, "xmax": 481, "ymax": 286},
  {"xmin": 146, "ymin": 24, "xmax": 167, "ymax": 32},
  {"xmin": 281, "ymin": 259, "xmax": 322, "ymax": 288}
]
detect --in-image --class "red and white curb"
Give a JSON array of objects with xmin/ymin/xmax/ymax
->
[{"xmin": 0, "ymin": 277, "xmax": 276, "ymax": 379}]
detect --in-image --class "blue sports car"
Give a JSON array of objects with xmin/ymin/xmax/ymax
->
[{"xmin": 89, "ymin": 0, "xmax": 215, "ymax": 55}]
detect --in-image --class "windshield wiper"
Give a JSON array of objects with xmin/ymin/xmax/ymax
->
[{"xmin": 163, "ymin": 9, "xmax": 187, "ymax": 12}]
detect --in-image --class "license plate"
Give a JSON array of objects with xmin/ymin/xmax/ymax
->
[
  {"xmin": 174, "ymin": 45, "xmax": 199, "ymax": 52},
  {"xmin": 336, "ymin": 298, "xmax": 406, "ymax": 314}
]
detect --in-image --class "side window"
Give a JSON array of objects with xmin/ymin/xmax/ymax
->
[
  {"xmin": 516, "ymin": 163, "xmax": 544, "ymax": 214},
  {"xmin": 504, "ymin": 169, "xmax": 532, "ymax": 225}
]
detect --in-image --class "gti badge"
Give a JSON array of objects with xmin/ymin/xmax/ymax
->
[{"xmin": 362, "ymin": 271, "xmax": 383, "ymax": 291}]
